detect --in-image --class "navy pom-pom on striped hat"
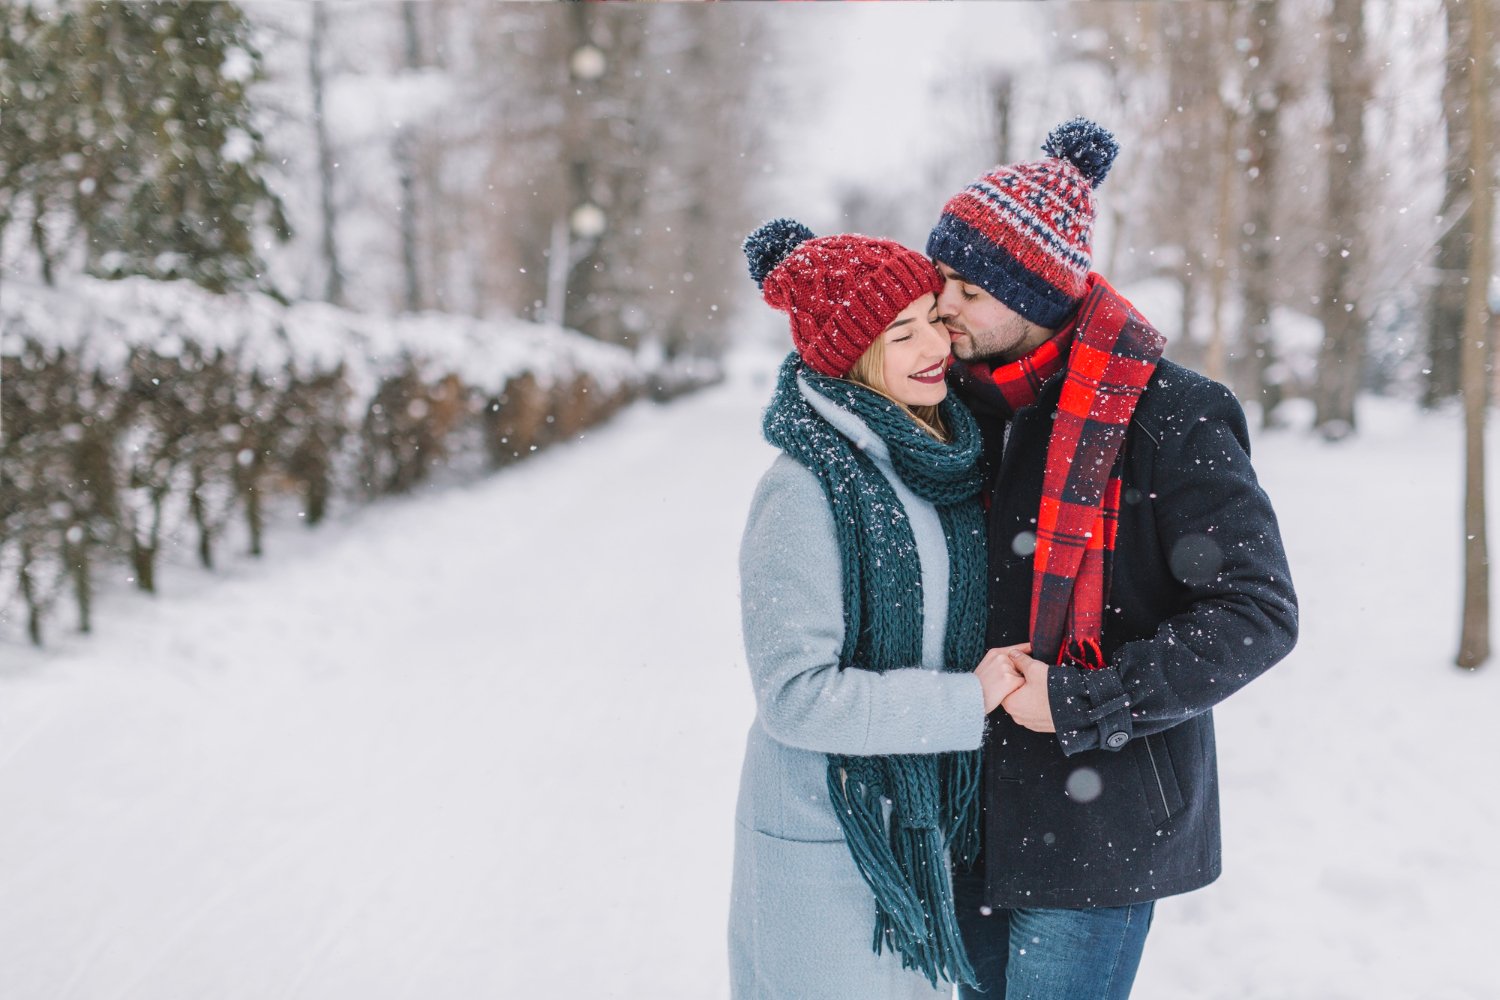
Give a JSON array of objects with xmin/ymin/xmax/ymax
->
[
  {"xmin": 926, "ymin": 116, "xmax": 1119, "ymax": 330},
  {"xmin": 744, "ymin": 219, "xmax": 943, "ymax": 378}
]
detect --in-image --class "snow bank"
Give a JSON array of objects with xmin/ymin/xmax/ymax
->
[
  {"xmin": 2, "ymin": 274, "xmax": 641, "ymax": 396},
  {"xmin": 1, "ymin": 372, "xmax": 1494, "ymax": 998}
]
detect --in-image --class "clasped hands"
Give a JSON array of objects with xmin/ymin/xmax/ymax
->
[{"xmin": 974, "ymin": 643, "xmax": 1056, "ymax": 733}]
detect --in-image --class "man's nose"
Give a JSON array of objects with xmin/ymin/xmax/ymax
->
[{"xmin": 935, "ymin": 283, "xmax": 958, "ymax": 318}]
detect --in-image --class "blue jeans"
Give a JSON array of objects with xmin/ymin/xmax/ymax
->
[{"xmin": 953, "ymin": 869, "xmax": 1154, "ymax": 1000}]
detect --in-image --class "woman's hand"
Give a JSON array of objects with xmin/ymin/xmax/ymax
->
[{"xmin": 975, "ymin": 643, "xmax": 1031, "ymax": 714}]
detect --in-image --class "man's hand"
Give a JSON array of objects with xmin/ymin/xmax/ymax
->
[
  {"xmin": 974, "ymin": 643, "xmax": 1030, "ymax": 713},
  {"xmin": 1000, "ymin": 648, "xmax": 1056, "ymax": 733}
]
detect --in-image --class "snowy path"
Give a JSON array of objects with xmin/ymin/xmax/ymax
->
[{"xmin": 2, "ymin": 357, "xmax": 1497, "ymax": 999}]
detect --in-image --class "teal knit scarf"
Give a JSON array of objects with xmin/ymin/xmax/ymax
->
[{"xmin": 762, "ymin": 352, "xmax": 987, "ymax": 987}]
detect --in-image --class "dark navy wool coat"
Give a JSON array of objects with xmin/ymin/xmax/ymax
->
[{"xmin": 952, "ymin": 357, "xmax": 1299, "ymax": 909}]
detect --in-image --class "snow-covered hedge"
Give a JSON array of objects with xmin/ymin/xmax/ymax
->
[{"xmin": 1, "ymin": 276, "xmax": 707, "ymax": 645}]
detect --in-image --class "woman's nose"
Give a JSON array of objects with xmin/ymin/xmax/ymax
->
[{"xmin": 921, "ymin": 321, "xmax": 949, "ymax": 354}]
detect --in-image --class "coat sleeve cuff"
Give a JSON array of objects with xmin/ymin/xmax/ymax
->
[{"xmin": 1049, "ymin": 663, "xmax": 1134, "ymax": 756}]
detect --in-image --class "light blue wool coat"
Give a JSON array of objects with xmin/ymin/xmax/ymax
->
[{"xmin": 728, "ymin": 379, "xmax": 987, "ymax": 1000}]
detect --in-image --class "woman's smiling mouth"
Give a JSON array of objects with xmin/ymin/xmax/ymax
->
[{"xmin": 909, "ymin": 362, "xmax": 946, "ymax": 385}]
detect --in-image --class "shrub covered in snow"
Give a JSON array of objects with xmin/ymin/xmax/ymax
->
[{"xmin": 1, "ymin": 276, "xmax": 700, "ymax": 645}]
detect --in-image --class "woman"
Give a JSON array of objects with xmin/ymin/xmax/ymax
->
[{"xmin": 729, "ymin": 219, "xmax": 1024, "ymax": 998}]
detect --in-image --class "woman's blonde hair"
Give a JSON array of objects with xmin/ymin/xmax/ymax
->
[{"xmin": 846, "ymin": 334, "xmax": 949, "ymax": 442}]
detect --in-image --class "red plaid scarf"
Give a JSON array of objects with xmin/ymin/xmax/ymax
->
[{"xmin": 972, "ymin": 273, "xmax": 1165, "ymax": 670}]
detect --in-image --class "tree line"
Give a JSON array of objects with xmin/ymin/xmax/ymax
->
[
  {"xmin": 285, "ymin": 0, "xmax": 762, "ymax": 359},
  {"xmin": 1051, "ymin": 0, "xmax": 1493, "ymax": 441}
]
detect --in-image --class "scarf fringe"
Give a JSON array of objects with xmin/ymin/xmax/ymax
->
[
  {"xmin": 830, "ymin": 758, "xmax": 981, "ymax": 988},
  {"xmin": 879, "ymin": 824, "xmax": 979, "ymax": 988},
  {"xmin": 941, "ymin": 751, "xmax": 982, "ymax": 870},
  {"xmin": 1064, "ymin": 635, "xmax": 1107, "ymax": 672},
  {"xmin": 827, "ymin": 764, "xmax": 927, "ymax": 944}
]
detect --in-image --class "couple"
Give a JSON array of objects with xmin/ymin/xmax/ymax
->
[{"xmin": 728, "ymin": 118, "xmax": 1298, "ymax": 999}]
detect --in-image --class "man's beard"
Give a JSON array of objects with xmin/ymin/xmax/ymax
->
[{"xmin": 950, "ymin": 314, "xmax": 1034, "ymax": 365}]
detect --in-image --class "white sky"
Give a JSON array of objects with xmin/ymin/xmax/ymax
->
[{"xmin": 758, "ymin": 4, "xmax": 1054, "ymax": 246}]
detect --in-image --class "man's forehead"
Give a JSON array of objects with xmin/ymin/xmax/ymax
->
[{"xmin": 935, "ymin": 261, "xmax": 969, "ymax": 282}]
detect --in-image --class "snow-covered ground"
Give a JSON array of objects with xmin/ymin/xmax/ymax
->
[{"xmin": 1, "ymin": 350, "xmax": 1496, "ymax": 999}]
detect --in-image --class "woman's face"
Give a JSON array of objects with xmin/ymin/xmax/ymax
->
[{"xmin": 879, "ymin": 293, "xmax": 950, "ymax": 408}]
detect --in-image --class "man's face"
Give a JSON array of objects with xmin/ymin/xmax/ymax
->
[{"xmin": 935, "ymin": 262, "xmax": 1047, "ymax": 365}]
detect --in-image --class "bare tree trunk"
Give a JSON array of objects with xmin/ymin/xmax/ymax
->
[
  {"xmin": 560, "ymin": 4, "xmax": 605, "ymax": 340},
  {"xmin": 309, "ymin": 2, "xmax": 344, "ymax": 306},
  {"xmin": 190, "ymin": 464, "xmax": 214, "ymax": 569},
  {"xmin": 1179, "ymin": 260, "xmax": 1199, "ymax": 369},
  {"xmin": 1207, "ymin": 104, "xmax": 1235, "ymax": 386},
  {"xmin": 1313, "ymin": 0, "xmax": 1368, "ymax": 440},
  {"xmin": 544, "ymin": 216, "xmax": 569, "ymax": 327},
  {"xmin": 130, "ymin": 538, "xmax": 156, "ymax": 594},
  {"xmin": 1243, "ymin": 1, "xmax": 1283, "ymax": 428},
  {"xmin": 64, "ymin": 529, "xmax": 92, "ymax": 634},
  {"xmin": 396, "ymin": 1, "xmax": 423, "ymax": 313},
  {"xmin": 396, "ymin": 139, "xmax": 421, "ymax": 312},
  {"xmin": 1426, "ymin": 0, "xmax": 1474, "ymax": 408},
  {"xmin": 30, "ymin": 192, "xmax": 54, "ymax": 286},
  {"xmin": 991, "ymin": 71, "xmax": 1013, "ymax": 164},
  {"xmin": 1458, "ymin": 0, "xmax": 1492, "ymax": 670},
  {"xmin": 243, "ymin": 471, "xmax": 264, "ymax": 558},
  {"xmin": 19, "ymin": 542, "xmax": 42, "ymax": 647}
]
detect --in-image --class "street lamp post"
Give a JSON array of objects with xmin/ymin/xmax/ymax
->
[
  {"xmin": 544, "ymin": 201, "xmax": 607, "ymax": 330},
  {"xmin": 543, "ymin": 41, "xmax": 609, "ymax": 330}
]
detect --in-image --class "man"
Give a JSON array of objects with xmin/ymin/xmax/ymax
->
[{"xmin": 927, "ymin": 117, "xmax": 1298, "ymax": 999}]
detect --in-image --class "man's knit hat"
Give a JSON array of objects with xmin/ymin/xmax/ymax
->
[
  {"xmin": 926, "ymin": 117, "xmax": 1120, "ymax": 330},
  {"xmin": 744, "ymin": 219, "xmax": 943, "ymax": 377}
]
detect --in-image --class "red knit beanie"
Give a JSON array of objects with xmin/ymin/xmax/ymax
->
[{"xmin": 744, "ymin": 219, "xmax": 944, "ymax": 377}]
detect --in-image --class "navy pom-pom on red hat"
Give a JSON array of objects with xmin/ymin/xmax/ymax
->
[{"xmin": 743, "ymin": 218, "xmax": 815, "ymax": 289}]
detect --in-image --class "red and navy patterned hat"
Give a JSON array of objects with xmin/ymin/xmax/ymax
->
[
  {"xmin": 926, "ymin": 117, "xmax": 1119, "ymax": 330},
  {"xmin": 744, "ymin": 219, "xmax": 943, "ymax": 378}
]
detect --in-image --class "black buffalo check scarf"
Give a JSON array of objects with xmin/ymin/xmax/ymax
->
[{"xmin": 969, "ymin": 273, "xmax": 1166, "ymax": 670}]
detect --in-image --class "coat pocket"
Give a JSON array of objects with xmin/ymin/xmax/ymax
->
[{"xmin": 1134, "ymin": 733, "xmax": 1186, "ymax": 829}]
